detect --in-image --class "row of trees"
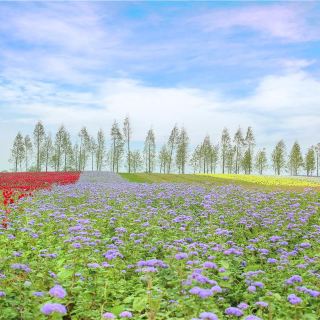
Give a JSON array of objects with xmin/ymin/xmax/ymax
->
[
  {"xmin": 10, "ymin": 119, "xmax": 320, "ymax": 176},
  {"xmin": 10, "ymin": 122, "xmax": 106, "ymax": 173}
]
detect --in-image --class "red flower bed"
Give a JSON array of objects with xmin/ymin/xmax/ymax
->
[
  {"xmin": 0, "ymin": 172, "xmax": 80, "ymax": 192},
  {"xmin": 0, "ymin": 172, "xmax": 80, "ymax": 228}
]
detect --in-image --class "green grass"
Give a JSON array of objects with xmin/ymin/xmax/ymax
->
[
  {"xmin": 119, "ymin": 173, "xmax": 320, "ymax": 192},
  {"xmin": 120, "ymin": 173, "xmax": 231, "ymax": 184}
]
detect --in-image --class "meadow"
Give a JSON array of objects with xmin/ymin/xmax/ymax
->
[{"xmin": 0, "ymin": 173, "xmax": 319, "ymax": 319}]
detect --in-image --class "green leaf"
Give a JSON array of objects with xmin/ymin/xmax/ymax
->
[
  {"xmin": 302, "ymin": 314, "xmax": 318, "ymax": 320},
  {"xmin": 132, "ymin": 295, "xmax": 147, "ymax": 312},
  {"xmin": 110, "ymin": 305, "xmax": 126, "ymax": 315},
  {"xmin": 123, "ymin": 295, "xmax": 134, "ymax": 304},
  {"xmin": 220, "ymin": 260, "xmax": 230, "ymax": 269},
  {"xmin": 57, "ymin": 268, "xmax": 74, "ymax": 281}
]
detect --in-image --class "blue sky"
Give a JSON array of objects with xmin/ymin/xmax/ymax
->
[{"xmin": 0, "ymin": 1, "xmax": 320, "ymax": 170}]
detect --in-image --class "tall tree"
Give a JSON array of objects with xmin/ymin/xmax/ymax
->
[
  {"xmin": 96, "ymin": 129, "xmax": 106, "ymax": 171},
  {"xmin": 167, "ymin": 124, "xmax": 179, "ymax": 173},
  {"xmin": 78, "ymin": 127, "xmax": 90, "ymax": 171},
  {"xmin": 233, "ymin": 127, "xmax": 244, "ymax": 174},
  {"xmin": 288, "ymin": 141, "xmax": 303, "ymax": 176},
  {"xmin": 43, "ymin": 134, "xmax": 53, "ymax": 172},
  {"xmin": 200, "ymin": 135, "xmax": 212, "ymax": 174},
  {"xmin": 24, "ymin": 135, "xmax": 33, "ymax": 172},
  {"xmin": 54, "ymin": 126, "xmax": 66, "ymax": 171},
  {"xmin": 62, "ymin": 129, "xmax": 73, "ymax": 171},
  {"xmin": 33, "ymin": 121, "xmax": 45, "ymax": 171},
  {"xmin": 175, "ymin": 127, "xmax": 189, "ymax": 174},
  {"xmin": 244, "ymin": 126, "xmax": 255, "ymax": 174},
  {"xmin": 110, "ymin": 121, "xmax": 124, "ymax": 173},
  {"xmin": 131, "ymin": 150, "xmax": 143, "ymax": 173},
  {"xmin": 305, "ymin": 147, "xmax": 315, "ymax": 176},
  {"xmin": 272, "ymin": 140, "xmax": 286, "ymax": 175},
  {"xmin": 255, "ymin": 148, "xmax": 268, "ymax": 174},
  {"xmin": 226, "ymin": 145, "xmax": 235, "ymax": 174},
  {"xmin": 159, "ymin": 145, "xmax": 169, "ymax": 174},
  {"xmin": 241, "ymin": 149, "xmax": 251, "ymax": 174},
  {"xmin": 209, "ymin": 144, "xmax": 219, "ymax": 174},
  {"xmin": 11, "ymin": 132, "xmax": 25, "ymax": 172},
  {"xmin": 144, "ymin": 128, "xmax": 156, "ymax": 173},
  {"xmin": 221, "ymin": 128, "xmax": 231, "ymax": 174},
  {"xmin": 123, "ymin": 116, "xmax": 132, "ymax": 173},
  {"xmin": 190, "ymin": 145, "xmax": 202, "ymax": 173}
]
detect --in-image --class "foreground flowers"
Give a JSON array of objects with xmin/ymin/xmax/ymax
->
[{"xmin": 0, "ymin": 182, "xmax": 319, "ymax": 319}]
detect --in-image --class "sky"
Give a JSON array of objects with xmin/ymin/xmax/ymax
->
[{"xmin": 0, "ymin": 1, "xmax": 320, "ymax": 171}]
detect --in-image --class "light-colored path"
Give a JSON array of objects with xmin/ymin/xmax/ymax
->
[{"xmin": 77, "ymin": 171, "xmax": 126, "ymax": 183}]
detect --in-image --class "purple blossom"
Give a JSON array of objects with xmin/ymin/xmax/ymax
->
[
  {"xmin": 103, "ymin": 312, "xmax": 116, "ymax": 319},
  {"xmin": 225, "ymin": 307, "xmax": 243, "ymax": 317},
  {"xmin": 189, "ymin": 287, "xmax": 213, "ymax": 298},
  {"xmin": 255, "ymin": 301, "xmax": 268, "ymax": 308},
  {"xmin": 286, "ymin": 275, "xmax": 302, "ymax": 285},
  {"xmin": 253, "ymin": 282, "xmax": 264, "ymax": 288},
  {"xmin": 137, "ymin": 259, "xmax": 167, "ymax": 268},
  {"xmin": 244, "ymin": 316, "xmax": 262, "ymax": 320},
  {"xmin": 0, "ymin": 291, "xmax": 5, "ymax": 297},
  {"xmin": 48, "ymin": 271, "xmax": 57, "ymax": 278},
  {"xmin": 248, "ymin": 286, "xmax": 256, "ymax": 292},
  {"xmin": 87, "ymin": 263, "xmax": 100, "ymax": 268},
  {"xmin": 49, "ymin": 285, "xmax": 67, "ymax": 299},
  {"xmin": 120, "ymin": 311, "xmax": 133, "ymax": 318},
  {"xmin": 296, "ymin": 286, "xmax": 320, "ymax": 297},
  {"xmin": 237, "ymin": 302, "xmax": 249, "ymax": 310},
  {"xmin": 267, "ymin": 258, "xmax": 278, "ymax": 264},
  {"xmin": 175, "ymin": 252, "xmax": 188, "ymax": 260},
  {"xmin": 211, "ymin": 285, "xmax": 222, "ymax": 293},
  {"xmin": 288, "ymin": 294, "xmax": 302, "ymax": 305},
  {"xmin": 10, "ymin": 263, "xmax": 31, "ymax": 273},
  {"xmin": 41, "ymin": 303, "xmax": 67, "ymax": 315},
  {"xmin": 223, "ymin": 248, "xmax": 243, "ymax": 255},
  {"xmin": 199, "ymin": 312, "xmax": 219, "ymax": 320},
  {"xmin": 203, "ymin": 261, "xmax": 217, "ymax": 269},
  {"xmin": 103, "ymin": 249, "xmax": 123, "ymax": 260}
]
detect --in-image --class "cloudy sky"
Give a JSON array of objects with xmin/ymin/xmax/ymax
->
[{"xmin": 1, "ymin": 1, "xmax": 320, "ymax": 170}]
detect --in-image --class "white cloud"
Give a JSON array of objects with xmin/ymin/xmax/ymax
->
[
  {"xmin": 237, "ymin": 71, "xmax": 320, "ymax": 115},
  {"xmin": 193, "ymin": 4, "xmax": 320, "ymax": 42},
  {"xmin": 1, "ymin": 70, "xmax": 320, "ymax": 170}
]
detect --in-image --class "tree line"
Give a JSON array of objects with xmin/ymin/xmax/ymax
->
[{"xmin": 9, "ymin": 118, "xmax": 320, "ymax": 176}]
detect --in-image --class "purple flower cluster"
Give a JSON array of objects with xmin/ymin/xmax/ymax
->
[
  {"xmin": 225, "ymin": 307, "xmax": 243, "ymax": 317},
  {"xmin": 10, "ymin": 263, "xmax": 31, "ymax": 273},
  {"xmin": 49, "ymin": 285, "xmax": 67, "ymax": 299},
  {"xmin": 285, "ymin": 275, "xmax": 303, "ymax": 285},
  {"xmin": 41, "ymin": 303, "xmax": 67, "ymax": 315},
  {"xmin": 288, "ymin": 294, "xmax": 302, "ymax": 305}
]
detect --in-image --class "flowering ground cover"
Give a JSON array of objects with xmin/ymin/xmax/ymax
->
[
  {"xmin": 200, "ymin": 174, "xmax": 320, "ymax": 188},
  {"xmin": 0, "ymin": 180, "xmax": 319, "ymax": 319}
]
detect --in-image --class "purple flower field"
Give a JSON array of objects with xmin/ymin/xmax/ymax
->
[{"xmin": 0, "ymin": 182, "xmax": 319, "ymax": 319}]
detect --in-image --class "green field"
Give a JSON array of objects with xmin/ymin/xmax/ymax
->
[{"xmin": 119, "ymin": 173, "xmax": 320, "ymax": 192}]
